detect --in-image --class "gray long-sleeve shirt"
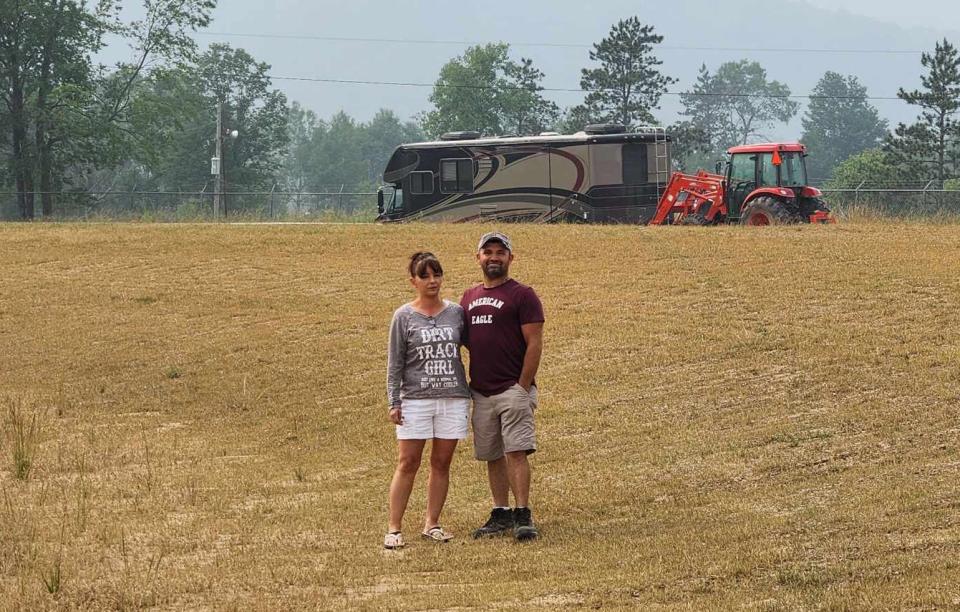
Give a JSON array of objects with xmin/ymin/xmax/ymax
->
[{"xmin": 387, "ymin": 301, "xmax": 470, "ymax": 407}]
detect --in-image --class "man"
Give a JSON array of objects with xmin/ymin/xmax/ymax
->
[{"xmin": 461, "ymin": 231, "xmax": 544, "ymax": 541}]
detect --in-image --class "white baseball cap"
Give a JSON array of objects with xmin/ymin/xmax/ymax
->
[{"xmin": 477, "ymin": 231, "xmax": 512, "ymax": 252}]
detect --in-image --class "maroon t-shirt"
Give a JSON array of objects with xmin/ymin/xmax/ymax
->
[{"xmin": 460, "ymin": 279, "xmax": 544, "ymax": 397}]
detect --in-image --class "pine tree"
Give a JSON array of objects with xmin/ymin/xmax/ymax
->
[
  {"xmin": 501, "ymin": 58, "xmax": 559, "ymax": 136},
  {"xmin": 579, "ymin": 17, "xmax": 674, "ymax": 128},
  {"xmin": 885, "ymin": 39, "xmax": 960, "ymax": 184}
]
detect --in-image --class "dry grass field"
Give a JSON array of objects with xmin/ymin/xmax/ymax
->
[{"xmin": 1, "ymin": 221, "xmax": 959, "ymax": 610}]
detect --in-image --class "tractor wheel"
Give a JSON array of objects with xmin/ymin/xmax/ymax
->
[
  {"xmin": 679, "ymin": 213, "xmax": 709, "ymax": 226},
  {"xmin": 739, "ymin": 196, "xmax": 800, "ymax": 226}
]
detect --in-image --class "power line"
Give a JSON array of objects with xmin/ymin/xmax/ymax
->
[
  {"xmin": 268, "ymin": 75, "xmax": 904, "ymax": 101},
  {"xmin": 199, "ymin": 32, "xmax": 589, "ymax": 49},
  {"xmin": 198, "ymin": 31, "xmax": 924, "ymax": 55}
]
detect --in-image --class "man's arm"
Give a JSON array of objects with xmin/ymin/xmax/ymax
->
[{"xmin": 518, "ymin": 322, "xmax": 543, "ymax": 391}]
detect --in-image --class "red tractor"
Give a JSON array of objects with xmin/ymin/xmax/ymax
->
[{"xmin": 650, "ymin": 142, "xmax": 834, "ymax": 226}]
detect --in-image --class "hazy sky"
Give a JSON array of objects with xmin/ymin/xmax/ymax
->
[
  {"xmin": 802, "ymin": 0, "xmax": 959, "ymax": 29},
  {"xmin": 105, "ymin": 0, "xmax": 960, "ymax": 138}
]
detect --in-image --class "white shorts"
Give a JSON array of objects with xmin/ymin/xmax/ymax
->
[{"xmin": 396, "ymin": 398, "xmax": 470, "ymax": 440}]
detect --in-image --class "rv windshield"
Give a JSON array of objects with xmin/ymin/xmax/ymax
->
[{"xmin": 388, "ymin": 186, "xmax": 404, "ymax": 213}]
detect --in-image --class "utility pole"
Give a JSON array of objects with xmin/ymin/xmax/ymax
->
[{"xmin": 213, "ymin": 101, "xmax": 223, "ymax": 220}]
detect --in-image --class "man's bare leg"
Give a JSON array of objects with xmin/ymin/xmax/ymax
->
[
  {"xmin": 487, "ymin": 456, "xmax": 510, "ymax": 507},
  {"xmin": 504, "ymin": 450, "xmax": 530, "ymax": 508}
]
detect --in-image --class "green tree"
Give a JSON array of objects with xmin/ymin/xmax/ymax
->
[
  {"xmin": 665, "ymin": 119, "xmax": 713, "ymax": 172},
  {"xmin": 0, "ymin": 0, "xmax": 214, "ymax": 218},
  {"xmin": 306, "ymin": 111, "xmax": 367, "ymax": 191},
  {"xmin": 199, "ymin": 45, "xmax": 288, "ymax": 192},
  {"xmin": 422, "ymin": 43, "xmax": 509, "ymax": 137},
  {"xmin": 824, "ymin": 148, "xmax": 898, "ymax": 189},
  {"xmin": 62, "ymin": 64, "xmax": 211, "ymax": 197},
  {"xmin": 150, "ymin": 44, "xmax": 289, "ymax": 194},
  {"xmin": 279, "ymin": 108, "xmax": 423, "ymax": 196},
  {"xmin": 421, "ymin": 43, "xmax": 557, "ymax": 137},
  {"xmin": 677, "ymin": 64, "xmax": 727, "ymax": 159},
  {"xmin": 679, "ymin": 60, "xmax": 799, "ymax": 152},
  {"xmin": 362, "ymin": 109, "xmax": 423, "ymax": 184},
  {"xmin": 801, "ymin": 72, "xmax": 888, "ymax": 183},
  {"xmin": 90, "ymin": 0, "xmax": 215, "ymax": 166},
  {"xmin": 556, "ymin": 104, "xmax": 602, "ymax": 134},
  {"xmin": 133, "ymin": 66, "xmax": 214, "ymax": 192},
  {"xmin": 0, "ymin": 0, "xmax": 108, "ymax": 218},
  {"xmin": 281, "ymin": 102, "xmax": 325, "ymax": 193},
  {"xmin": 578, "ymin": 17, "xmax": 674, "ymax": 128},
  {"xmin": 884, "ymin": 39, "xmax": 960, "ymax": 184},
  {"xmin": 500, "ymin": 58, "xmax": 559, "ymax": 135}
]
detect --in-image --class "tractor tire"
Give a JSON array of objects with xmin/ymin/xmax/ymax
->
[
  {"xmin": 739, "ymin": 196, "xmax": 800, "ymax": 226},
  {"xmin": 679, "ymin": 213, "xmax": 709, "ymax": 226}
]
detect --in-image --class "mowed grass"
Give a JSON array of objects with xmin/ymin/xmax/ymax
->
[{"xmin": 1, "ymin": 221, "xmax": 959, "ymax": 610}]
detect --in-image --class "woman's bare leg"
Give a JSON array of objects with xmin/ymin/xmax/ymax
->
[
  {"xmin": 388, "ymin": 439, "xmax": 426, "ymax": 532},
  {"xmin": 424, "ymin": 438, "xmax": 458, "ymax": 530}
]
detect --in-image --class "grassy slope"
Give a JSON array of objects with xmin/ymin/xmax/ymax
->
[{"xmin": 0, "ymin": 222, "xmax": 958, "ymax": 610}]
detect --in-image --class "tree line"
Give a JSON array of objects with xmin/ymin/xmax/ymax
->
[{"xmin": 3, "ymin": 5, "xmax": 960, "ymax": 219}]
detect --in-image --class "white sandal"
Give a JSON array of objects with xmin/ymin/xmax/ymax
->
[
  {"xmin": 421, "ymin": 526, "xmax": 454, "ymax": 542},
  {"xmin": 384, "ymin": 532, "xmax": 405, "ymax": 549}
]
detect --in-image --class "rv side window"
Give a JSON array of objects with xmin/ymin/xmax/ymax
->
[
  {"xmin": 409, "ymin": 171, "xmax": 434, "ymax": 194},
  {"xmin": 622, "ymin": 144, "xmax": 648, "ymax": 184},
  {"xmin": 440, "ymin": 158, "xmax": 474, "ymax": 193}
]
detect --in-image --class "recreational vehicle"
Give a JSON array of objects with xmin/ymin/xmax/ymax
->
[{"xmin": 376, "ymin": 125, "xmax": 671, "ymax": 223}]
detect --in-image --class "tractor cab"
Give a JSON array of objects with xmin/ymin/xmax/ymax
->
[{"xmin": 724, "ymin": 143, "xmax": 812, "ymax": 222}]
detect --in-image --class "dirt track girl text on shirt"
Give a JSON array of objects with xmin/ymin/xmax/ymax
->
[{"xmin": 386, "ymin": 301, "xmax": 470, "ymax": 406}]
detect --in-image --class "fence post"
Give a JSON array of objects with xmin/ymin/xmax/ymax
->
[
  {"xmin": 199, "ymin": 184, "xmax": 208, "ymax": 220},
  {"xmin": 270, "ymin": 183, "xmax": 276, "ymax": 219},
  {"xmin": 338, "ymin": 184, "xmax": 344, "ymax": 215}
]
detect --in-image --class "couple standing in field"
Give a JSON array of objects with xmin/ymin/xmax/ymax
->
[{"xmin": 384, "ymin": 231, "xmax": 544, "ymax": 549}]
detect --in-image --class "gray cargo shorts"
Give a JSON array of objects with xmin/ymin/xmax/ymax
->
[{"xmin": 471, "ymin": 383, "xmax": 537, "ymax": 461}]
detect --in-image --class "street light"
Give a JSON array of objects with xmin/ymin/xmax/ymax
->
[{"xmin": 212, "ymin": 102, "xmax": 239, "ymax": 220}]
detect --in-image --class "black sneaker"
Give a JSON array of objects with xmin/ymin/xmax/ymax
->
[
  {"xmin": 472, "ymin": 508, "xmax": 514, "ymax": 539},
  {"xmin": 513, "ymin": 507, "xmax": 538, "ymax": 541}
]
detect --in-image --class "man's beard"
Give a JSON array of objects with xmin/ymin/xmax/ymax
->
[{"xmin": 484, "ymin": 263, "xmax": 507, "ymax": 279}]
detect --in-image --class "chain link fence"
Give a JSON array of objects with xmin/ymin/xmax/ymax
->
[
  {"xmin": 0, "ymin": 190, "xmax": 378, "ymax": 222},
  {"xmin": 3, "ymin": 186, "xmax": 960, "ymax": 222},
  {"xmin": 820, "ymin": 183, "xmax": 960, "ymax": 218}
]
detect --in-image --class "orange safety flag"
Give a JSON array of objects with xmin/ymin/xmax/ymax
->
[{"xmin": 771, "ymin": 149, "xmax": 782, "ymax": 166}]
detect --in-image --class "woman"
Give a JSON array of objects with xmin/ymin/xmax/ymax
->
[{"xmin": 384, "ymin": 251, "xmax": 470, "ymax": 549}]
